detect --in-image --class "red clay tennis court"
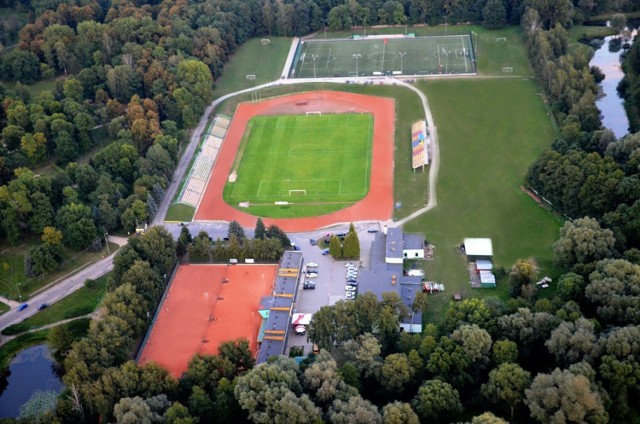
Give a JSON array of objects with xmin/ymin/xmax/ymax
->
[{"xmin": 138, "ymin": 264, "xmax": 277, "ymax": 378}]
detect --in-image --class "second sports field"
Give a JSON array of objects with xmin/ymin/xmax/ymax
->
[{"xmin": 223, "ymin": 113, "xmax": 373, "ymax": 214}]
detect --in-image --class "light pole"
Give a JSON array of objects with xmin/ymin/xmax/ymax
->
[
  {"xmin": 104, "ymin": 233, "xmax": 110, "ymax": 255},
  {"xmin": 311, "ymin": 54, "xmax": 318, "ymax": 78},
  {"xmin": 16, "ymin": 283, "xmax": 22, "ymax": 302},
  {"xmin": 444, "ymin": 15, "xmax": 448, "ymax": 36},
  {"xmin": 353, "ymin": 53, "xmax": 361, "ymax": 76},
  {"xmin": 404, "ymin": 16, "xmax": 408, "ymax": 36},
  {"xmin": 363, "ymin": 18, "xmax": 367, "ymax": 37},
  {"xmin": 399, "ymin": 51, "xmax": 406, "ymax": 74},
  {"xmin": 323, "ymin": 19, "xmax": 327, "ymax": 38},
  {"xmin": 163, "ymin": 273, "xmax": 167, "ymax": 287}
]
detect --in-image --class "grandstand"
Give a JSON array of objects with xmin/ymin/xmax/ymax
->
[
  {"xmin": 178, "ymin": 115, "xmax": 231, "ymax": 208},
  {"xmin": 411, "ymin": 120, "xmax": 429, "ymax": 170}
]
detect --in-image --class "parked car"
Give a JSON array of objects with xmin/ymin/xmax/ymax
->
[
  {"xmin": 322, "ymin": 249, "xmax": 330, "ymax": 255},
  {"xmin": 305, "ymin": 272, "xmax": 318, "ymax": 278},
  {"xmin": 345, "ymin": 292, "xmax": 356, "ymax": 300},
  {"xmin": 367, "ymin": 228, "xmax": 380, "ymax": 233},
  {"xmin": 345, "ymin": 285, "xmax": 357, "ymax": 292},
  {"xmin": 309, "ymin": 238, "xmax": 317, "ymax": 246},
  {"xmin": 344, "ymin": 262, "xmax": 355, "ymax": 268},
  {"xmin": 346, "ymin": 271, "xmax": 358, "ymax": 277},
  {"xmin": 346, "ymin": 280, "xmax": 358, "ymax": 285},
  {"xmin": 303, "ymin": 281, "xmax": 316, "ymax": 289},
  {"xmin": 37, "ymin": 303, "xmax": 49, "ymax": 311},
  {"xmin": 306, "ymin": 262, "xmax": 318, "ymax": 268},
  {"xmin": 18, "ymin": 303, "xmax": 28, "ymax": 311},
  {"xmin": 295, "ymin": 325, "xmax": 306, "ymax": 335}
]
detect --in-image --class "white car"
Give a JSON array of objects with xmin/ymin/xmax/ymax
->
[
  {"xmin": 345, "ymin": 292, "xmax": 356, "ymax": 300},
  {"xmin": 306, "ymin": 262, "xmax": 318, "ymax": 268},
  {"xmin": 305, "ymin": 272, "xmax": 318, "ymax": 278},
  {"xmin": 345, "ymin": 285, "xmax": 357, "ymax": 291},
  {"xmin": 344, "ymin": 262, "xmax": 355, "ymax": 268}
]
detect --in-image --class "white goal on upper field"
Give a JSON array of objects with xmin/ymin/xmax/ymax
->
[
  {"xmin": 502, "ymin": 67, "xmax": 514, "ymax": 73},
  {"xmin": 246, "ymin": 74, "xmax": 256, "ymax": 80},
  {"xmin": 261, "ymin": 38, "xmax": 271, "ymax": 45},
  {"xmin": 289, "ymin": 189, "xmax": 307, "ymax": 196},
  {"xmin": 306, "ymin": 111, "xmax": 322, "ymax": 116},
  {"xmin": 496, "ymin": 37, "xmax": 507, "ymax": 42}
]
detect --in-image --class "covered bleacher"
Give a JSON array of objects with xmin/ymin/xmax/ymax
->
[{"xmin": 411, "ymin": 120, "xmax": 429, "ymax": 170}]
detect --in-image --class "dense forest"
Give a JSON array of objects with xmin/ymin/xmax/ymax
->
[
  {"xmin": 2, "ymin": 0, "xmax": 640, "ymax": 422},
  {"xmin": 620, "ymin": 30, "xmax": 640, "ymax": 133}
]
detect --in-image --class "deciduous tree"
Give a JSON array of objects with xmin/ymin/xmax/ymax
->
[{"xmin": 412, "ymin": 379, "xmax": 462, "ymax": 423}]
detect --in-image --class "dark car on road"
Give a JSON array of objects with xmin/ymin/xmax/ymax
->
[
  {"xmin": 18, "ymin": 303, "xmax": 28, "ymax": 311},
  {"xmin": 303, "ymin": 281, "xmax": 316, "ymax": 290},
  {"xmin": 38, "ymin": 303, "xmax": 49, "ymax": 311}
]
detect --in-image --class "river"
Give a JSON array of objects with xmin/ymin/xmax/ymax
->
[
  {"xmin": 589, "ymin": 23, "xmax": 638, "ymax": 139},
  {"xmin": 0, "ymin": 344, "xmax": 64, "ymax": 418}
]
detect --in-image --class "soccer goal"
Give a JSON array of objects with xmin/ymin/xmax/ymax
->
[
  {"xmin": 496, "ymin": 37, "xmax": 507, "ymax": 42},
  {"xmin": 289, "ymin": 189, "xmax": 307, "ymax": 196},
  {"xmin": 246, "ymin": 74, "xmax": 256, "ymax": 80},
  {"xmin": 502, "ymin": 67, "xmax": 514, "ymax": 73},
  {"xmin": 261, "ymin": 38, "xmax": 271, "ymax": 45},
  {"xmin": 306, "ymin": 111, "xmax": 322, "ymax": 116}
]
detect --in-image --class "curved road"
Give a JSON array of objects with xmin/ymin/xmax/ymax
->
[{"xmin": 1, "ymin": 76, "xmax": 440, "ymax": 333}]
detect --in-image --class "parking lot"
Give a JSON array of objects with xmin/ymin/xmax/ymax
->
[{"xmin": 286, "ymin": 223, "xmax": 380, "ymax": 354}]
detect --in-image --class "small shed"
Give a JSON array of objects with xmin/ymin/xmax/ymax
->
[
  {"xmin": 463, "ymin": 238, "xmax": 493, "ymax": 262},
  {"xmin": 479, "ymin": 270, "xmax": 496, "ymax": 288}
]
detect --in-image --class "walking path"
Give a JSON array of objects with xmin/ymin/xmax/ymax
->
[{"xmin": 0, "ymin": 313, "xmax": 95, "ymax": 348}]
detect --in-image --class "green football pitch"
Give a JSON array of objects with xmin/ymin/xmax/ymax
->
[
  {"xmin": 291, "ymin": 35, "xmax": 475, "ymax": 78},
  {"xmin": 223, "ymin": 114, "xmax": 373, "ymax": 212}
]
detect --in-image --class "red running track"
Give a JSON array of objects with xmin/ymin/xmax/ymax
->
[{"xmin": 194, "ymin": 91, "xmax": 395, "ymax": 232}]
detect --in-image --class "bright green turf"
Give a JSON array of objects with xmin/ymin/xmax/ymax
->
[
  {"xmin": 293, "ymin": 35, "xmax": 475, "ymax": 78},
  {"xmin": 405, "ymin": 78, "xmax": 563, "ymax": 324},
  {"xmin": 223, "ymin": 113, "xmax": 373, "ymax": 217}
]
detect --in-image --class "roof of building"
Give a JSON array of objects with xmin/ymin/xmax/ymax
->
[
  {"xmin": 476, "ymin": 259, "xmax": 494, "ymax": 270},
  {"xmin": 256, "ymin": 251, "xmax": 302, "ymax": 364},
  {"xmin": 464, "ymin": 238, "xmax": 493, "ymax": 256},
  {"xmin": 403, "ymin": 233, "xmax": 424, "ymax": 250},
  {"xmin": 386, "ymin": 227, "xmax": 404, "ymax": 259},
  {"xmin": 479, "ymin": 270, "xmax": 496, "ymax": 284},
  {"xmin": 291, "ymin": 313, "xmax": 312, "ymax": 325}
]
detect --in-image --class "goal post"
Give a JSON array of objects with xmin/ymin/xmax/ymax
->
[
  {"xmin": 261, "ymin": 38, "xmax": 271, "ymax": 45},
  {"xmin": 305, "ymin": 111, "xmax": 322, "ymax": 116},
  {"xmin": 502, "ymin": 67, "xmax": 514, "ymax": 73},
  {"xmin": 246, "ymin": 74, "xmax": 256, "ymax": 80},
  {"xmin": 289, "ymin": 189, "xmax": 307, "ymax": 196},
  {"xmin": 496, "ymin": 37, "xmax": 507, "ymax": 42}
]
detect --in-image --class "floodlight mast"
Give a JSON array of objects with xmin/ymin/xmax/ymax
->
[
  {"xmin": 399, "ymin": 51, "xmax": 406, "ymax": 74},
  {"xmin": 311, "ymin": 54, "xmax": 319, "ymax": 78}
]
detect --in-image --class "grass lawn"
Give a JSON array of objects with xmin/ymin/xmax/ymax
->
[
  {"xmin": 0, "ymin": 241, "xmax": 119, "ymax": 301},
  {"xmin": 223, "ymin": 114, "xmax": 373, "ymax": 218},
  {"xmin": 404, "ymin": 78, "xmax": 563, "ymax": 325},
  {"xmin": 165, "ymin": 203, "xmax": 196, "ymax": 222},
  {"xmin": 0, "ymin": 318, "xmax": 90, "ymax": 372},
  {"xmin": 568, "ymin": 25, "xmax": 617, "ymax": 58},
  {"xmin": 1, "ymin": 77, "xmax": 62, "ymax": 96},
  {"xmin": 2, "ymin": 274, "xmax": 108, "ymax": 336},
  {"xmin": 0, "ymin": 302, "xmax": 8, "ymax": 316},
  {"xmin": 213, "ymin": 37, "xmax": 293, "ymax": 98}
]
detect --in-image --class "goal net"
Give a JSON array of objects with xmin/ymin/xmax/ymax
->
[
  {"xmin": 246, "ymin": 74, "xmax": 256, "ymax": 80},
  {"xmin": 289, "ymin": 189, "xmax": 307, "ymax": 196},
  {"xmin": 502, "ymin": 67, "xmax": 513, "ymax": 73},
  {"xmin": 261, "ymin": 39, "xmax": 271, "ymax": 45},
  {"xmin": 306, "ymin": 111, "xmax": 322, "ymax": 116},
  {"xmin": 496, "ymin": 37, "xmax": 507, "ymax": 42}
]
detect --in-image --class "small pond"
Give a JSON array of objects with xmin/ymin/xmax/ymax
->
[
  {"xmin": 0, "ymin": 344, "xmax": 64, "ymax": 418},
  {"xmin": 589, "ymin": 21, "xmax": 639, "ymax": 139}
]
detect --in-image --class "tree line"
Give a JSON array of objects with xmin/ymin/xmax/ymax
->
[{"xmin": 619, "ymin": 30, "xmax": 640, "ymax": 133}]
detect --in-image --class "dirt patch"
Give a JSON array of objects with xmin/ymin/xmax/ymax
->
[{"xmin": 195, "ymin": 91, "xmax": 395, "ymax": 232}]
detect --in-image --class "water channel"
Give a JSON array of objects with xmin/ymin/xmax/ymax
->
[
  {"xmin": 589, "ymin": 22, "xmax": 638, "ymax": 139},
  {"xmin": 0, "ymin": 344, "xmax": 63, "ymax": 418}
]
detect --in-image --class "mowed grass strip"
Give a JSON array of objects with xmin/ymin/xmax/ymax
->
[
  {"xmin": 223, "ymin": 114, "xmax": 373, "ymax": 217},
  {"xmin": 405, "ymin": 78, "xmax": 563, "ymax": 324}
]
